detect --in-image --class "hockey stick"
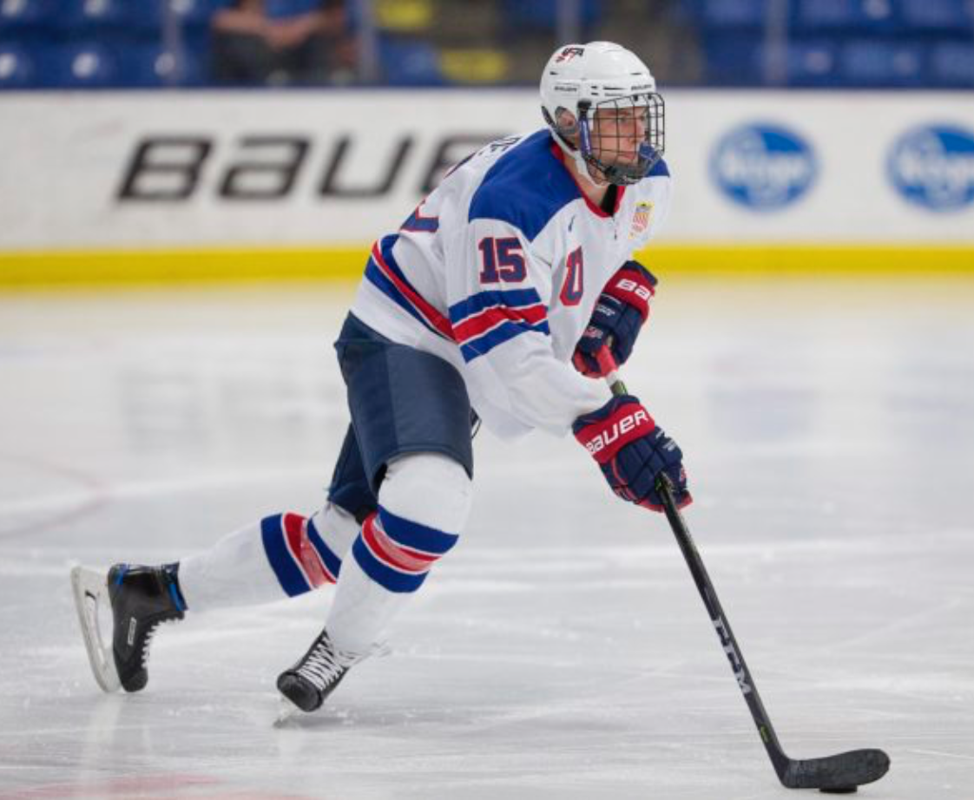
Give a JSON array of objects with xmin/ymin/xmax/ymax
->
[{"xmin": 608, "ymin": 376, "xmax": 890, "ymax": 792}]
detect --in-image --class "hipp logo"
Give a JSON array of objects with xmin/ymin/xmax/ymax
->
[
  {"xmin": 711, "ymin": 124, "xmax": 817, "ymax": 210},
  {"xmin": 888, "ymin": 125, "xmax": 974, "ymax": 211}
]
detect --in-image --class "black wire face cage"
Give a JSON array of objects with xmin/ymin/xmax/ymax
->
[{"xmin": 577, "ymin": 93, "xmax": 665, "ymax": 186}]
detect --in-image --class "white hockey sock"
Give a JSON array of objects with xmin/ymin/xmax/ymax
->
[
  {"xmin": 178, "ymin": 502, "xmax": 360, "ymax": 612},
  {"xmin": 326, "ymin": 453, "xmax": 472, "ymax": 656}
]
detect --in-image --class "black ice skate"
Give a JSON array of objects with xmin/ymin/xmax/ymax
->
[
  {"xmin": 277, "ymin": 628, "xmax": 358, "ymax": 712},
  {"xmin": 71, "ymin": 563, "xmax": 186, "ymax": 693}
]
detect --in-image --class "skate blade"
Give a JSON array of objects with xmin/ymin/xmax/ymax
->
[
  {"xmin": 70, "ymin": 566, "xmax": 121, "ymax": 693},
  {"xmin": 273, "ymin": 696, "xmax": 303, "ymax": 728}
]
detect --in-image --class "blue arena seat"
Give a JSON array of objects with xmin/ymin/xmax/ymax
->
[
  {"xmin": 784, "ymin": 40, "xmax": 839, "ymax": 86},
  {"xmin": 901, "ymin": 0, "xmax": 974, "ymax": 31},
  {"xmin": 705, "ymin": 36, "xmax": 841, "ymax": 87},
  {"xmin": 700, "ymin": 0, "xmax": 767, "ymax": 29},
  {"xmin": 0, "ymin": 0, "xmax": 57, "ymax": 32},
  {"xmin": 793, "ymin": 0, "xmax": 900, "ymax": 33},
  {"xmin": 701, "ymin": 34, "xmax": 763, "ymax": 85},
  {"xmin": 0, "ymin": 42, "xmax": 38, "ymax": 88},
  {"xmin": 46, "ymin": 42, "xmax": 122, "ymax": 87},
  {"xmin": 62, "ymin": 0, "xmax": 131, "ymax": 31},
  {"xmin": 839, "ymin": 39, "xmax": 924, "ymax": 86},
  {"xmin": 501, "ymin": 0, "xmax": 603, "ymax": 32},
  {"xmin": 123, "ymin": 1, "xmax": 161, "ymax": 30},
  {"xmin": 128, "ymin": 0, "xmax": 222, "ymax": 33},
  {"xmin": 181, "ymin": 0, "xmax": 227, "ymax": 22},
  {"xmin": 928, "ymin": 42, "xmax": 974, "ymax": 86},
  {"xmin": 121, "ymin": 42, "xmax": 204, "ymax": 86},
  {"xmin": 54, "ymin": 0, "xmax": 220, "ymax": 35}
]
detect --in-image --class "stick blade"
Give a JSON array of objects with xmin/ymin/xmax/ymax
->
[
  {"xmin": 782, "ymin": 748, "xmax": 890, "ymax": 790},
  {"xmin": 70, "ymin": 566, "xmax": 121, "ymax": 693}
]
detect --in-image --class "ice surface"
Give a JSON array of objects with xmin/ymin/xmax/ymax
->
[{"xmin": 1, "ymin": 279, "xmax": 972, "ymax": 799}]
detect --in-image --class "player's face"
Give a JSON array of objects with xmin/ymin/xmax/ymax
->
[{"xmin": 591, "ymin": 103, "xmax": 649, "ymax": 166}]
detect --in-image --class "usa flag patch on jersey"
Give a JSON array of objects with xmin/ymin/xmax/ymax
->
[{"xmin": 629, "ymin": 201, "xmax": 654, "ymax": 240}]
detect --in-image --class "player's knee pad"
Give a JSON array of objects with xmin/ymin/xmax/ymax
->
[
  {"xmin": 381, "ymin": 453, "xmax": 473, "ymax": 533},
  {"xmin": 352, "ymin": 453, "xmax": 472, "ymax": 593}
]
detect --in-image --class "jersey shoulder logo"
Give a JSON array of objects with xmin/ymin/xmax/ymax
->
[{"xmin": 629, "ymin": 201, "xmax": 654, "ymax": 240}]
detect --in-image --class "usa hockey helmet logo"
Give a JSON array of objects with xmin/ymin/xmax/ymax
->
[
  {"xmin": 887, "ymin": 125, "xmax": 974, "ymax": 211},
  {"xmin": 710, "ymin": 124, "xmax": 817, "ymax": 211},
  {"xmin": 555, "ymin": 46, "xmax": 585, "ymax": 63}
]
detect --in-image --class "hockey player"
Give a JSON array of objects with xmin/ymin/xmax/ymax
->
[{"xmin": 71, "ymin": 41, "xmax": 691, "ymax": 712}]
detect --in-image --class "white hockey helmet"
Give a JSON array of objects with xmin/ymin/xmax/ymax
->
[{"xmin": 540, "ymin": 41, "xmax": 665, "ymax": 186}]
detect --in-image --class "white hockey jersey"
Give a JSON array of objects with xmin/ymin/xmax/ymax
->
[{"xmin": 350, "ymin": 128, "xmax": 673, "ymax": 440}]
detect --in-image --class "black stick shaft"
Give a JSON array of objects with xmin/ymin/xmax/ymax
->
[
  {"xmin": 655, "ymin": 476, "xmax": 791, "ymax": 780},
  {"xmin": 607, "ymin": 376, "xmax": 791, "ymax": 781}
]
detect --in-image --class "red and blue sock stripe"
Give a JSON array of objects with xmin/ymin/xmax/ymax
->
[
  {"xmin": 352, "ymin": 506, "xmax": 458, "ymax": 593},
  {"xmin": 262, "ymin": 513, "xmax": 341, "ymax": 597}
]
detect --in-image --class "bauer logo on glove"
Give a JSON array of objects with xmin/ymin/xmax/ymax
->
[
  {"xmin": 614, "ymin": 276, "xmax": 654, "ymax": 306},
  {"xmin": 581, "ymin": 407, "xmax": 653, "ymax": 458},
  {"xmin": 573, "ymin": 394, "xmax": 691, "ymax": 512}
]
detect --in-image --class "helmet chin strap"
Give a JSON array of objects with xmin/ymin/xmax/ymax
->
[
  {"xmin": 551, "ymin": 126, "xmax": 611, "ymax": 190},
  {"xmin": 574, "ymin": 116, "xmax": 609, "ymax": 188}
]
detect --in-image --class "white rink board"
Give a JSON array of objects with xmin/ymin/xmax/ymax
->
[{"xmin": 1, "ymin": 89, "xmax": 974, "ymax": 250}]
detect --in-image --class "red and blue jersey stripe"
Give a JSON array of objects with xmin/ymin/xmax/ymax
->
[
  {"xmin": 364, "ymin": 235, "xmax": 455, "ymax": 342},
  {"xmin": 449, "ymin": 288, "xmax": 550, "ymax": 363},
  {"xmin": 364, "ymin": 236, "xmax": 550, "ymax": 363}
]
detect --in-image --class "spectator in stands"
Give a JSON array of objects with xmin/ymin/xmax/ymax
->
[{"xmin": 210, "ymin": 0, "xmax": 355, "ymax": 85}]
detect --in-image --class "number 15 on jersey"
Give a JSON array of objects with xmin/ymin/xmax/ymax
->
[{"xmin": 478, "ymin": 237, "xmax": 526, "ymax": 284}]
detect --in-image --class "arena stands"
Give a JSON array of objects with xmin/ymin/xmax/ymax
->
[{"xmin": 0, "ymin": 0, "xmax": 971, "ymax": 89}]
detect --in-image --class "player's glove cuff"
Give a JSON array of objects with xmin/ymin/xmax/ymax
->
[{"xmin": 601, "ymin": 261, "xmax": 657, "ymax": 322}]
